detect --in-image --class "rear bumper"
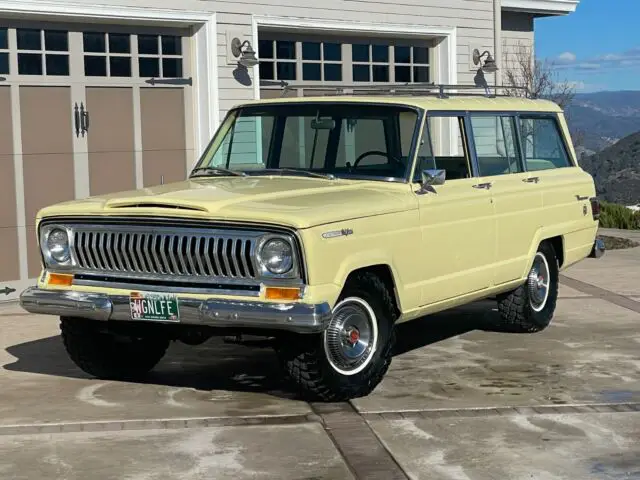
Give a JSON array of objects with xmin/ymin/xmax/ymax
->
[
  {"xmin": 19, "ymin": 287, "xmax": 332, "ymax": 334},
  {"xmin": 589, "ymin": 238, "xmax": 606, "ymax": 259}
]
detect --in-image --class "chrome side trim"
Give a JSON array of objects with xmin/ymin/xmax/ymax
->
[{"xmin": 19, "ymin": 287, "xmax": 331, "ymax": 334}]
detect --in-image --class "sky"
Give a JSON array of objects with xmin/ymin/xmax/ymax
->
[{"xmin": 534, "ymin": 0, "xmax": 640, "ymax": 92}]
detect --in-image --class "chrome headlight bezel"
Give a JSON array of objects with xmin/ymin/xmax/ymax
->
[
  {"xmin": 255, "ymin": 233, "xmax": 300, "ymax": 279},
  {"xmin": 40, "ymin": 224, "xmax": 75, "ymax": 268}
]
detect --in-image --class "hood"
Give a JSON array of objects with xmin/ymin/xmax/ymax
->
[{"xmin": 37, "ymin": 176, "xmax": 417, "ymax": 229}]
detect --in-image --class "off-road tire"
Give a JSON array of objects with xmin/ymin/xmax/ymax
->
[
  {"xmin": 496, "ymin": 241, "xmax": 559, "ymax": 333},
  {"xmin": 275, "ymin": 272, "xmax": 396, "ymax": 402},
  {"xmin": 60, "ymin": 317, "xmax": 170, "ymax": 380}
]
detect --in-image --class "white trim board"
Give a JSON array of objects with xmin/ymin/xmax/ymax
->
[
  {"xmin": 502, "ymin": 0, "xmax": 579, "ymax": 15},
  {"xmin": 0, "ymin": 0, "xmax": 219, "ymax": 156},
  {"xmin": 250, "ymin": 16, "xmax": 457, "ymax": 100}
]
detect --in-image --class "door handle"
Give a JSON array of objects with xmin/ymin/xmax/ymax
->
[
  {"xmin": 522, "ymin": 176, "xmax": 540, "ymax": 183},
  {"xmin": 73, "ymin": 103, "xmax": 80, "ymax": 137},
  {"xmin": 576, "ymin": 195, "xmax": 589, "ymax": 201},
  {"xmin": 79, "ymin": 102, "xmax": 89, "ymax": 136},
  {"xmin": 473, "ymin": 182, "xmax": 492, "ymax": 190}
]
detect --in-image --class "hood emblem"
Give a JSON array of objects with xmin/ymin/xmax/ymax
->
[{"xmin": 322, "ymin": 228, "xmax": 353, "ymax": 239}]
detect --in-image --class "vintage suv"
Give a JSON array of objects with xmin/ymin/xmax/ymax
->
[{"xmin": 20, "ymin": 84, "xmax": 604, "ymax": 401}]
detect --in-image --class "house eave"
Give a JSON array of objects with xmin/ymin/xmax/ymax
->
[{"xmin": 502, "ymin": 0, "xmax": 579, "ymax": 16}]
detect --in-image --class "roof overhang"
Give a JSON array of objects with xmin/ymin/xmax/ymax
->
[{"xmin": 502, "ymin": 0, "xmax": 579, "ymax": 16}]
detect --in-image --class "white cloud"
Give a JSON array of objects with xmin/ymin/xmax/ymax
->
[{"xmin": 557, "ymin": 51, "xmax": 577, "ymax": 64}]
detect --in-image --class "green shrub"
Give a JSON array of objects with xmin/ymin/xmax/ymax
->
[{"xmin": 599, "ymin": 201, "xmax": 640, "ymax": 230}]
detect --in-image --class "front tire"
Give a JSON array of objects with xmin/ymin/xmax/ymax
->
[
  {"xmin": 275, "ymin": 272, "xmax": 396, "ymax": 402},
  {"xmin": 496, "ymin": 241, "xmax": 559, "ymax": 333},
  {"xmin": 60, "ymin": 317, "xmax": 170, "ymax": 380}
]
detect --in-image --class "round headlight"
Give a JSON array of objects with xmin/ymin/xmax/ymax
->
[
  {"xmin": 47, "ymin": 228, "xmax": 70, "ymax": 263},
  {"xmin": 260, "ymin": 238, "xmax": 293, "ymax": 274}
]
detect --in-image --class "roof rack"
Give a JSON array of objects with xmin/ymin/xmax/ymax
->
[{"xmin": 259, "ymin": 80, "xmax": 532, "ymax": 99}]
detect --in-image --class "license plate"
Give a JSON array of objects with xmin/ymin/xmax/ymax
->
[{"xmin": 129, "ymin": 291, "xmax": 180, "ymax": 322}]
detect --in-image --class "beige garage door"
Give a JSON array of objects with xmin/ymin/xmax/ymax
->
[{"xmin": 0, "ymin": 22, "xmax": 194, "ymax": 286}]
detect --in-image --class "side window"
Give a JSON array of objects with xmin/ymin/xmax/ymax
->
[
  {"xmin": 470, "ymin": 115, "xmax": 522, "ymax": 177},
  {"xmin": 414, "ymin": 115, "xmax": 471, "ymax": 181},
  {"xmin": 519, "ymin": 116, "xmax": 572, "ymax": 171}
]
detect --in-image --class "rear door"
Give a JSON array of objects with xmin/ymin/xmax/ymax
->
[{"xmin": 468, "ymin": 113, "xmax": 542, "ymax": 285}]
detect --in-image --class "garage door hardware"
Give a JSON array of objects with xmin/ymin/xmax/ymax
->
[
  {"xmin": 1, "ymin": 286, "xmax": 15, "ymax": 295},
  {"xmin": 260, "ymin": 80, "xmax": 530, "ymax": 99},
  {"xmin": 145, "ymin": 77, "xmax": 192, "ymax": 86},
  {"xmin": 73, "ymin": 102, "xmax": 89, "ymax": 138}
]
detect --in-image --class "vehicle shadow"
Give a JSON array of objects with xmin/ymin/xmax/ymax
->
[{"xmin": 3, "ymin": 300, "xmax": 503, "ymax": 399}]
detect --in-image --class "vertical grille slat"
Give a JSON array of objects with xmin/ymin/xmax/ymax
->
[{"xmin": 67, "ymin": 226, "xmax": 268, "ymax": 283}]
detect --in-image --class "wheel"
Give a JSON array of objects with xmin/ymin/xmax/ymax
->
[
  {"xmin": 60, "ymin": 317, "xmax": 170, "ymax": 380},
  {"xmin": 275, "ymin": 272, "xmax": 396, "ymax": 402},
  {"xmin": 496, "ymin": 241, "xmax": 559, "ymax": 333}
]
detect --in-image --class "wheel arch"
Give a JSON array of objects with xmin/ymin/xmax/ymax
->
[
  {"xmin": 343, "ymin": 264, "xmax": 402, "ymax": 318},
  {"xmin": 525, "ymin": 229, "xmax": 566, "ymax": 277}
]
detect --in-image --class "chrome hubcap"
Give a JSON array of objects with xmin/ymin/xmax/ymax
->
[
  {"xmin": 324, "ymin": 297, "xmax": 378, "ymax": 375},
  {"xmin": 528, "ymin": 252, "xmax": 550, "ymax": 312}
]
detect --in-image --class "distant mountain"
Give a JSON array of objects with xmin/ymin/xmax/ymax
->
[
  {"xmin": 579, "ymin": 130, "xmax": 640, "ymax": 205},
  {"xmin": 564, "ymin": 91, "xmax": 640, "ymax": 153}
]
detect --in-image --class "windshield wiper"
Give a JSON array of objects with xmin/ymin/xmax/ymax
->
[
  {"xmin": 190, "ymin": 167, "xmax": 246, "ymax": 177},
  {"xmin": 249, "ymin": 168, "xmax": 335, "ymax": 180}
]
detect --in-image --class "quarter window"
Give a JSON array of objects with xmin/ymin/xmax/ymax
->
[
  {"xmin": 470, "ymin": 115, "xmax": 522, "ymax": 176},
  {"xmin": 519, "ymin": 116, "xmax": 572, "ymax": 170},
  {"xmin": 17, "ymin": 28, "xmax": 69, "ymax": 76}
]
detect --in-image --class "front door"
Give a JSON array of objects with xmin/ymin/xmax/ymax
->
[
  {"xmin": 468, "ymin": 114, "xmax": 542, "ymax": 285},
  {"xmin": 415, "ymin": 114, "xmax": 496, "ymax": 306}
]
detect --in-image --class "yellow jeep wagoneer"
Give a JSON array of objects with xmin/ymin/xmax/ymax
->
[{"xmin": 20, "ymin": 84, "xmax": 604, "ymax": 401}]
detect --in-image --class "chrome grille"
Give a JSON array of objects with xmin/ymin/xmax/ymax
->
[{"xmin": 71, "ymin": 226, "xmax": 258, "ymax": 280}]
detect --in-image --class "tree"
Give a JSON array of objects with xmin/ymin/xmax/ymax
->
[{"xmin": 502, "ymin": 41, "xmax": 575, "ymax": 110}]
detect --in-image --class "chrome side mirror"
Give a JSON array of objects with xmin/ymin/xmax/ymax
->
[
  {"xmin": 422, "ymin": 169, "xmax": 446, "ymax": 186},
  {"xmin": 416, "ymin": 169, "xmax": 446, "ymax": 194}
]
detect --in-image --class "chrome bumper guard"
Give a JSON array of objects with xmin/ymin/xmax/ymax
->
[
  {"xmin": 589, "ymin": 238, "xmax": 606, "ymax": 259},
  {"xmin": 19, "ymin": 287, "xmax": 332, "ymax": 334}
]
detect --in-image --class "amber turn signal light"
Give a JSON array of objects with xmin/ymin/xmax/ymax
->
[
  {"xmin": 264, "ymin": 287, "xmax": 301, "ymax": 301},
  {"xmin": 46, "ymin": 272, "xmax": 73, "ymax": 287}
]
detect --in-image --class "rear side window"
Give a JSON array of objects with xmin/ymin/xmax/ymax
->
[
  {"xmin": 519, "ymin": 116, "xmax": 572, "ymax": 171},
  {"xmin": 470, "ymin": 115, "xmax": 523, "ymax": 177}
]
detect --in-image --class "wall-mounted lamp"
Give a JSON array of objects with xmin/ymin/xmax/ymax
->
[
  {"xmin": 472, "ymin": 49, "xmax": 499, "ymax": 73},
  {"xmin": 231, "ymin": 38, "xmax": 259, "ymax": 68}
]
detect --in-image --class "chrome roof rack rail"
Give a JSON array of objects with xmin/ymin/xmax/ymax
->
[{"xmin": 258, "ymin": 80, "xmax": 532, "ymax": 99}]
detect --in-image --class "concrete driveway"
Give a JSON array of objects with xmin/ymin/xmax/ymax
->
[{"xmin": 0, "ymin": 238, "xmax": 639, "ymax": 479}]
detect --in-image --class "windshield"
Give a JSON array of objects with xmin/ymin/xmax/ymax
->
[{"xmin": 191, "ymin": 102, "xmax": 421, "ymax": 181}]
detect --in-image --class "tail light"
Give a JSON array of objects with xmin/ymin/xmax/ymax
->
[{"xmin": 590, "ymin": 197, "xmax": 601, "ymax": 220}]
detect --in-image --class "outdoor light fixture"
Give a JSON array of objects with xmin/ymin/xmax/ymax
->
[
  {"xmin": 473, "ymin": 49, "xmax": 499, "ymax": 73},
  {"xmin": 231, "ymin": 38, "xmax": 259, "ymax": 68}
]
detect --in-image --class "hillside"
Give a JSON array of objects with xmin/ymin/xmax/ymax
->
[
  {"xmin": 565, "ymin": 91, "xmax": 640, "ymax": 152},
  {"xmin": 579, "ymin": 130, "xmax": 640, "ymax": 205}
]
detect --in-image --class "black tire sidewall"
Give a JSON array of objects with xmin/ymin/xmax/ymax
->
[{"xmin": 316, "ymin": 279, "xmax": 394, "ymax": 393}]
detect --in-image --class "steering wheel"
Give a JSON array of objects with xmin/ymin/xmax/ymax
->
[{"xmin": 352, "ymin": 150, "xmax": 404, "ymax": 170}]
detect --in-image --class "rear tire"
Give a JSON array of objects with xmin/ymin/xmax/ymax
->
[
  {"xmin": 496, "ymin": 241, "xmax": 559, "ymax": 333},
  {"xmin": 60, "ymin": 317, "xmax": 169, "ymax": 380},
  {"xmin": 275, "ymin": 272, "xmax": 396, "ymax": 402}
]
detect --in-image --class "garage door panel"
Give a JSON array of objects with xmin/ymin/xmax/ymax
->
[
  {"xmin": 140, "ymin": 87, "xmax": 186, "ymax": 187},
  {"xmin": 20, "ymin": 86, "xmax": 74, "ymax": 277},
  {"xmin": 86, "ymin": 87, "xmax": 136, "ymax": 195},
  {"xmin": 0, "ymin": 226, "xmax": 20, "ymax": 281},
  {"xmin": 0, "ymin": 86, "xmax": 19, "ymax": 282}
]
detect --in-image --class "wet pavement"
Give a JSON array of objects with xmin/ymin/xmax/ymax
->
[{"xmin": 0, "ymin": 243, "xmax": 639, "ymax": 479}]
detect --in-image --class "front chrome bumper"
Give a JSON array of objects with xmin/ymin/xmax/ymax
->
[
  {"xmin": 19, "ymin": 287, "xmax": 332, "ymax": 334},
  {"xmin": 589, "ymin": 238, "xmax": 606, "ymax": 259}
]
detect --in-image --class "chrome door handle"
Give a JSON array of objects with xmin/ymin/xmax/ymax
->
[
  {"xmin": 576, "ymin": 195, "xmax": 589, "ymax": 201},
  {"xmin": 523, "ymin": 176, "xmax": 540, "ymax": 183},
  {"xmin": 473, "ymin": 182, "xmax": 492, "ymax": 190}
]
